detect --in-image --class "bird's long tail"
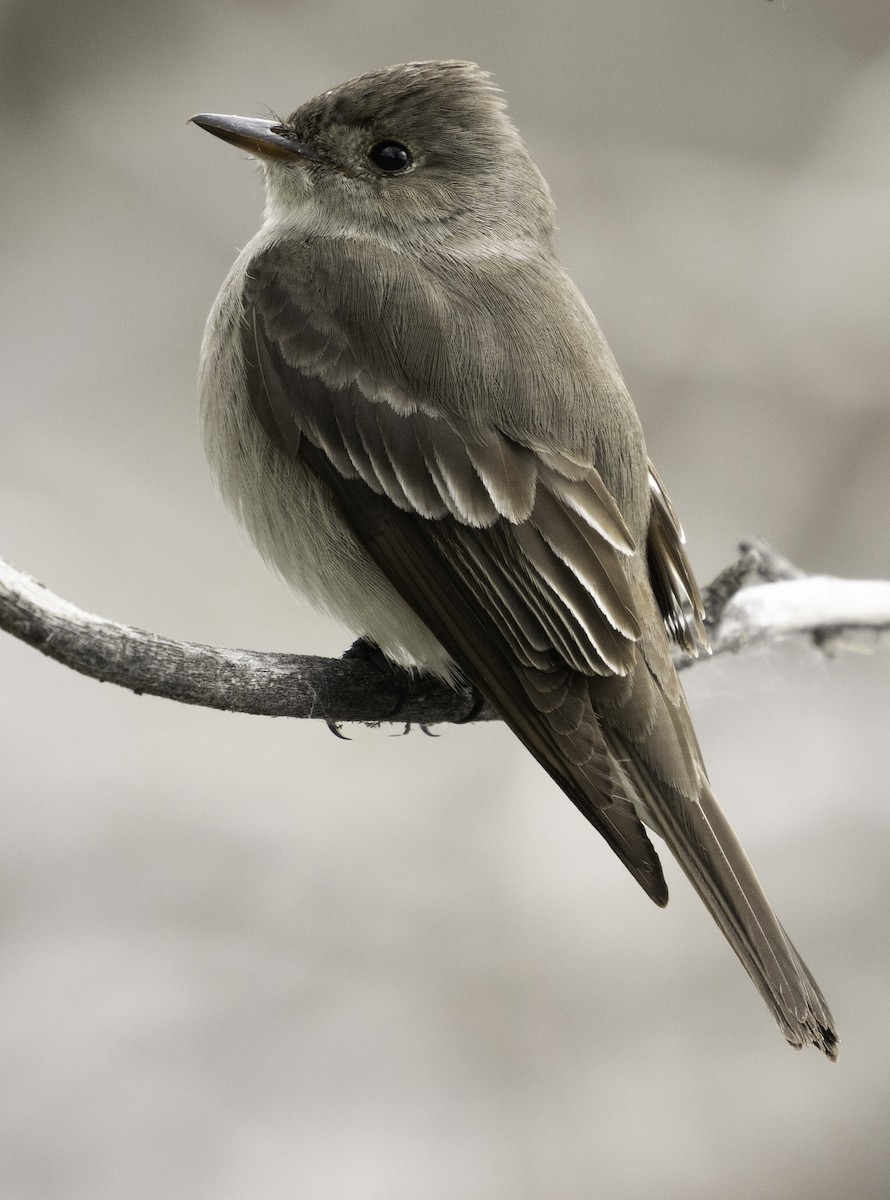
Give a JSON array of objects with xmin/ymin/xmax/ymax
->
[{"xmin": 625, "ymin": 759, "xmax": 838, "ymax": 1059}]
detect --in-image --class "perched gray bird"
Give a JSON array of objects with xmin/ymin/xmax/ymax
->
[{"xmin": 192, "ymin": 60, "xmax": 837, "ymax": 1058}]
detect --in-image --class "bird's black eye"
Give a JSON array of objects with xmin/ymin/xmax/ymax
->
[{"xmin": 368, "ymin": 141, "xmax": 412, "ymax": 173}]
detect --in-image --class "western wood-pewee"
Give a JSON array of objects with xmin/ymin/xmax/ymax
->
[{"xmin": 192, "ymin": 60, "xmax": 837, "ymax": 1057}]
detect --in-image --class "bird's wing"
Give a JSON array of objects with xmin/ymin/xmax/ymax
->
[
  {"xmin": 242, "ymin": 259, "xmax": 671, "ymax": 904},
  {"xmin": 646, "ymin": 462, "xmax": 708, "ymax": 654},
  {"xmin": 240, "ymin": 252, "xmax": 838, "ymax": 1056}
]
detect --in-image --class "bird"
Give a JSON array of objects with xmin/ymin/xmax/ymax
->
[{"xmin": 191, "ymin": 60, "xmax": 837, "ymax": 1058}]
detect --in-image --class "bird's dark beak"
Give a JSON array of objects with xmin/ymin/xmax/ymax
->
[{"xmin": 189, "ymin": 114, "xmax": 323, "ymax": 163}]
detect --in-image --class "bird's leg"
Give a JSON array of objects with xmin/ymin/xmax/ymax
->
[
  {"xmin": 340, "ymin": 636, "xmax": 422, "ymax": 728},
  {"xmin": 341, "ymin": 635, "xmax": 399, "ymax": 671},
  {"xmin": 339, "ymin": 637, "xmax": 482, "ymax": 731}
]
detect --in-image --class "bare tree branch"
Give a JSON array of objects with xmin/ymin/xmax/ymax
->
[
  {"xmin": 1, "ymin": 541, "xmax": 887, "ymax": 726},
  {"xmin": 699, "ymin": 538, "xmax": 890, "ymax": 658}
]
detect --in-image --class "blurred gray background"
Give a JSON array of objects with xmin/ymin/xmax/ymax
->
[{"xmin": 1, "ymin": 1, "xmax": 889, "ymax": 1197}]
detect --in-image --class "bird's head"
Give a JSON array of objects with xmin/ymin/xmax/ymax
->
[{"xmin": 192, "ymin": 60, "xmax": 555, "ymax": 248}]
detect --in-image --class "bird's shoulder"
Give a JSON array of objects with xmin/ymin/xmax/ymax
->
[{"xmin": 246, "ymin": 229, "xmax": 605, "ymax": 364}]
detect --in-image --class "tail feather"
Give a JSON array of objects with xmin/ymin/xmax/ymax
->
[
  {"xmin": 616, "ymin": 746, "xmax": 838, "ymax": 1058},
  {"xmin": 688, "ymin": 782, "xmax": 837, "ymax": 1056}
]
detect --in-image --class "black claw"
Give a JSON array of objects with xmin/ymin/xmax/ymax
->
[
  {"xmin": 326, "ymin": 720, "xmax": 352, "ymax": 740},
  {"xmin": 456, "ymin": 685, "xmax": 487, "ymax": 724}
]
